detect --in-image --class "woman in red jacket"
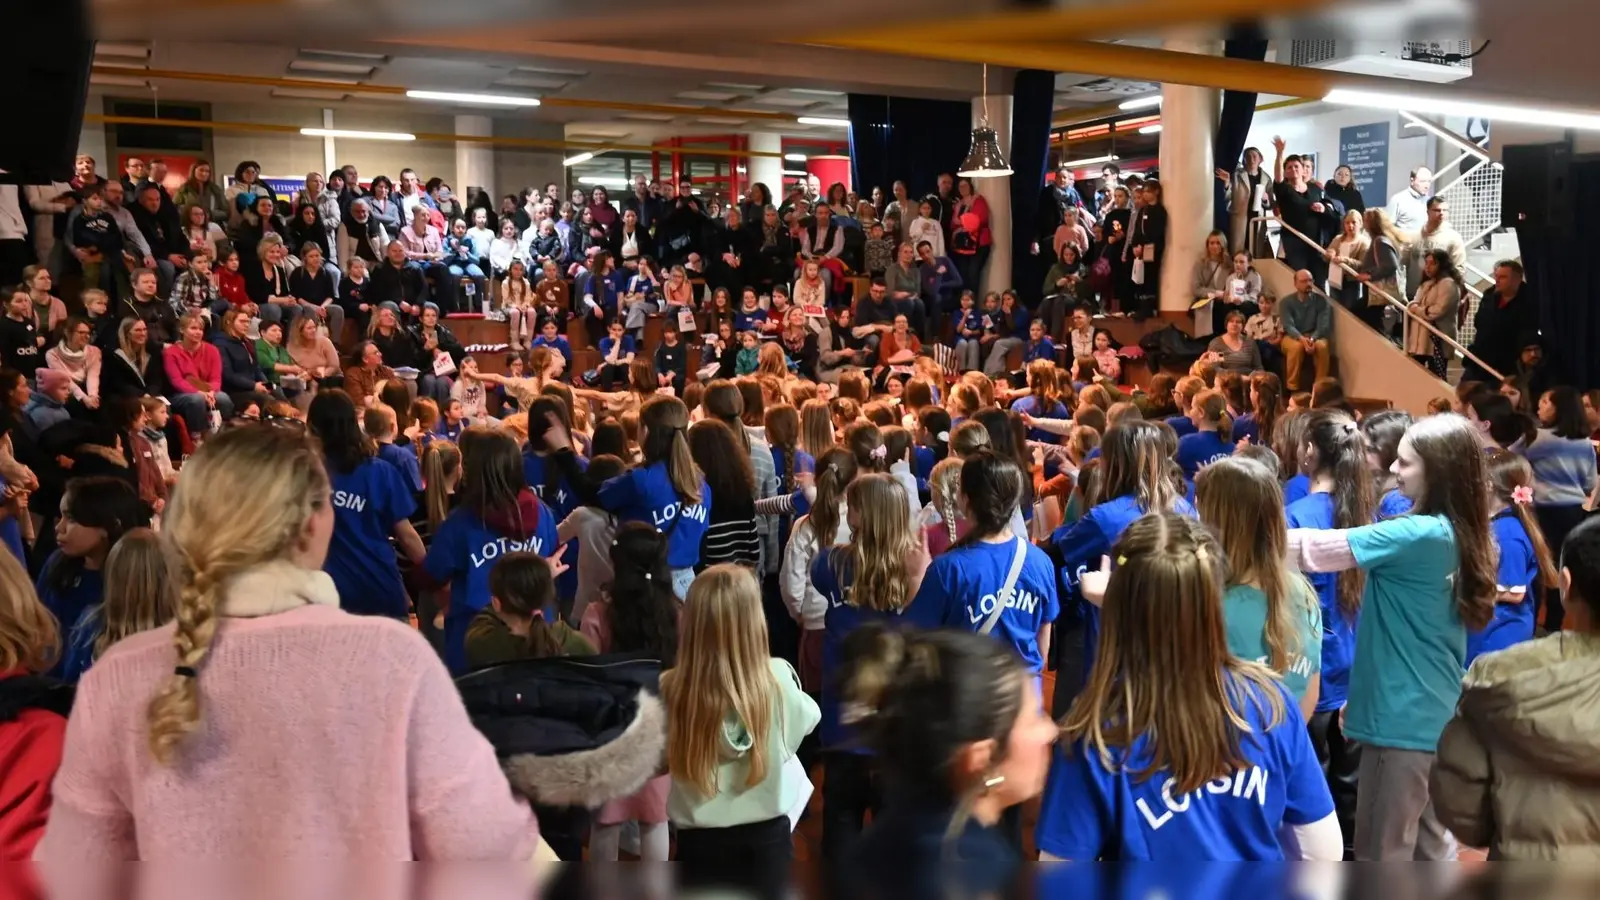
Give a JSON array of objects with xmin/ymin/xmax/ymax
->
[
  {"xmin": 951, "ymin": 177, "xmax": 992, "ymax": 294},
  {"xmin": 0, "ymin": 548, "xmax": 68, "ymax": 859}
]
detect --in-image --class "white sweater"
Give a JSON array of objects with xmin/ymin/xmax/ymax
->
[
  {"xmin": 780, "ymin": 506, "xmax": 852, "ymax": 631},
  {"xmin": 556, "ymin": 506, "xmax": 617, "ymax": 626}
]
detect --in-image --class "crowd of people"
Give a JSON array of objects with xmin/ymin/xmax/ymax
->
[{"xmin": 0, "ymin": 150, "xmax": 1595, "ymax": 885}]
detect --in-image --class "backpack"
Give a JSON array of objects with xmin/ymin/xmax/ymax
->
[{"xmin": 455, "ymin": 651, "xmax": 665, "ymax": 810}]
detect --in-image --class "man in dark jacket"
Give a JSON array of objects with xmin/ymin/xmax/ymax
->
[
  {"xmin": 1463, "ymin": 259, "xmax": 1540, "ymax": 386},
  {"xmin": 211, "ymin": 308, "xmax": 272, "ymax": 408},
  {"xmin": 620, "ymin": 176, "xmax": 663, "ymax": 232},
  {"xmin": 369, "ymin": 240, "xmax": 429, "ymax": 319},
  {"xmin": 131, "ymin": 183, "xmax": 188, "ymax": 292}
]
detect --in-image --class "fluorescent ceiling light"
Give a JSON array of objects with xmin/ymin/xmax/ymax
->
[
  {"xmin": 1062, "ymin": 154, "xmax": 1120, "ymax": 167},
  {"xmin": 1325, "ymin": 88, "xmax": 1600, "ymax": 132},
  {"xmin": 405, "ymin": 90, "xmax": 541, "ymax": 108},
  {"xmin": 783, "ymin": 152, "xmax": 808, "ymax": 162},
  {"xmin": 1138, "ymin": 124, "xmax": 1162, "ymax": 135},
  {"xmin": 578, "ymin": 176, "xmax": 628, "ymax": 187},
  {"xmin": 563, "ymin": 152, "xmax": 596, "ymax": 166},
  {"xmin": 796, "ymin": 116, "xmax": 851, "ymax": 127},
  {"xmin": 300, "ymin": 128, "xmax": 415, "ymax": 141},
  {"xmin": 783, "ymin": 169, "xmax": 810, "ymax": 177},
  {"xmin": 1397, "ymin": 111, "xmax": 1490, "ymax": 160},
  {"xmin": 1119, "ymin": 96, "xmax": 1161, "ymax": 111}
]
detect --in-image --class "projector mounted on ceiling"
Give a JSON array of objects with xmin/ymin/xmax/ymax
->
[{"xmin": 1288, "ymin": 41, "xmax": 1476, "ymax": 84}]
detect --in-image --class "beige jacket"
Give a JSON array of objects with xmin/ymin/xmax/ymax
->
[
  {"xmin": 1431, "ymin": 632, "xmax": 1600, "ymax": 860},
  {"xmin": 1405, "ymin": 277, "xmax": 1460, "ymax": 357}
]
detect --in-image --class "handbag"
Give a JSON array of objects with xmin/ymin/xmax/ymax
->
[{"xmin": 676, "ymin": 307, "xmax": 697, "ymax": 333}]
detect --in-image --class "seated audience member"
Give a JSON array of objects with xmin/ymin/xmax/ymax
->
[
  {"xmin": 343, "ymin": 340, "xmax": 397, "ymax": 409},
  {"xmin": 0, "ymin": 548, "xmax": 69, "ymax": 860},
  {"xmin": 1277, "ymin": 270, "xmax": 1331, "ymax": 392}
]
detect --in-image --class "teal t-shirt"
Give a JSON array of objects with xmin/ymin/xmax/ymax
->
[
  {"xmin": 1222, "ymin": 582, "xmax": 1324, "ymax": 703},
  {"xmin": 1343, "ymin": 514, "xmax": 1467, "ymax": 752}
]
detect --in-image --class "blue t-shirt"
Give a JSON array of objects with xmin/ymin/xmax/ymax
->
[
  {"xmin": 1230, "ymin": 413, "xmax": 1262, "ymax": 445},
  {"xmin": 1467, "ymin": 512, "xmax": 1539, "ymax": 664},
  {"xmin": 912, "ymin": 445, "xmax": 937, "ymax": 498},
  {"xmin": 1010, "ymin": 395, "xmax": 1070, "ymax": 443},
  {"xmin": 1167, "ymin": 415, "xmax": 1197, "ymax": 438},
  {"xmin": 0, "ymin": 475, "xmax": 22, "ymax": 564},
  {"xmin": 531, "ymin": 335, "xmax": 572, "ymax": 363},
  {"xmin": 1175, "ymin": 430, "xmax": 1232, "ymax": 481},
  {"xmin": 1378, "ymin": 488, "xmax": 1412, "ymax": 520},
  {"xmin": 60, "ymin": 604, "xmax": 102, "ymax": 685},
  {"xmin": 1054, "ymin": 495, "xmax": 1197, "ymax": 676},
  {"xmin": 36, "ymin": 552, "xmax": 104, "ymax": 641},
  {"xmin": 812, "ymin": 548, "xmax": 907, "ymax": 751},
  {"xmin": 733, "ymin": 308, "xmax": 768, "ymax": 333},
  {"xmin": 1282, "ymin": 474, "xmax": 1310, "ymax": 507},
  {"xmin": 1037, "ymin": 676, "xmax": 1333, "ymax": 861},
  {"xmin": 1024, "ymin": 337, "xmax": 1056, "ymax": 363},
  {"xmin": 325, "ymin": 457, "xmax": 416, "ymax": 619},
  {"xmin": 598, "ymin": 461, "xmax": 712, "ymax": 570},
  {"xmin": 376, "ymin": 441, "xmax": 423, "ymax": 493},
  {"xmin": 424, "ymin": 496, "xmax": 560, "ymax": 675},
  {"xmin": 904, "ymin": 537, "xmax": 1059, "ymax": 673},
  {"xmin": 598, "ymin": 334, "xmax": 636, "ymax": 363},
  {"xmin": 952, "ymin": 308, "xmax": 984, "ymax": 338},
  {"xmin": 523, "ymin": 450, "xmax": 588, "ymax": 600},
  {"xmin": 1344, "ymin": 513, "xmax": 1467, "ymax": 751},
  {"xmin": 1284, "ymin": 493, "xmax": 1358, "ymax": 713}
]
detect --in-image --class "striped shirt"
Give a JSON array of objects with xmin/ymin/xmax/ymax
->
[
  {"xmin": 746, "ymin": 429, "xmax": 779, "ymax": 573},
  {"xmin": 1523, "ymin": 430, "xmax": 1597, "ymax": 507},
  {"xmin": 702, "ymin": 516, "xmax": 762, "ymax": 569}
]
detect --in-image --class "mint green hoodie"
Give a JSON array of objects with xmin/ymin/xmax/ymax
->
[{"xmin": 667, "ymin": 657, "xmax": 820, "ymax": 829}]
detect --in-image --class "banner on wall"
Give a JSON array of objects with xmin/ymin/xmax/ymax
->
[{"xmin": 1338, "ymin": 122, "xmax": 1390, "ymax": 209}]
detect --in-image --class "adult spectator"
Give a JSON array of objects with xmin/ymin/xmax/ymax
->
[
  {"xmin": 211, "ymin": 308, "xmax": 272, "ymax": 411},
  {"xmin": 365, "ymin": 177, "xmax": 404, "ymax": 235},
  {"xmin": 707, "ymin": 206, "xmax": 756, "ymax": 299},
  {"xmin": 337, "ymin": 198, "xmax": 387, "ymax": 272},
  {"xmin": 24, "ymin": 179, "xmax": 76, "ymax": 272},
  {"xmin": 1124, "ymin": 180, "xmax": 1166, "ymax": 319},
  {"xmin": 294, "ymin": 172, "xmax": 345, "ymax": 267},
  {"xmin": 797, "ymin": 204, "xmax": 847, "ymax": 287},
  {"xmin": 883, "ymin": 243, "xmax": 926, "ymax": 335},
  {"xmin": 223, "ymin": 161, "xmax": 271, "ymax": 227},
  {"xmin": 1355, "ymin": 208, "xmax": 1403, "ymax": 336},
  {"xmin": 130, "ymin": 184, "xmax": 188, "ymax": 293},
  {"xmin": 883, "ymin": 181, "xmax": 914, "ymax": 243},
  {"xmin": 621, "ymin": 175, "xmax": 663, "ymax": 232},
  {"xmin": 165, "ymin": 311, "xmax": 231, "ymax": 429},
  {"xmin": 1277, "ymin": 269, "xmax": 1332, "ymax": 391},
  {"xmin": 1271, "ymin": 139, "xmax": 1337, "ymax": 285},
  {"xmin": 1323, "ymin": 164, "xmax": 1366, "ymax": 217},
  {"xmin": 119, "ymin": 268, "xmax": 179, "ymax": 346},
  {"xmin": 100, "ymin": 318, "xmax": 170, "ymax": 403},
  {"xmin": 173, "ymin": 160, "xmax": 229, "ymax": 227},
  {"xmin": 1324, "ymin": 210, "xmax": 1369, "ymax": 314},
  {"xmin": 289, "ymin": 243, "xmax": 345, "ymax": 339},
  {"xmin": 586, "ymin": 186, "xmax": 619, "ymax": 240},
  {"xmin": 1524, "ymin": 386, "xmax": 1599, "ymax": 630},
  {"xmin": 1463, "ymin": 260, "xmax": 1539, "ymax": 385},
  {"xmin": 950, "ymin": 178, "xmax": 992, "ymax": 293},
  {"xmin": 1190, "ymin": 230, "xmax": 1233, "ymax": 337},
  {"xmin": 119, "ymin": 156, "xmax": 147, "ymax": 199},
  {"xmin": 1405, "ymin": 248, "xmax": 1462, "ymax": 377},
  {"xmin": 739, "ymin": 183, "xmax": 773, "ymax": 231},
  {"xmin": 399, "ymin": 207, "xmax": 448, "ymax": 303},
  {"xmin": 654, "ymin": 188, "xmax": 704, "ymax": 269},
  {"xmin": 99, "ymin": 181, "xmax": 157, "ymax": 277},
  {"xmin": 1388, "ymin": 167, "xmax": 1433, "ymax": 234},
  {"xmin": 916, "ymin": 239, "xmax": 962, "ymax": 335},
  {"xmin": 854, "ymin": 280, "xmax": 898, "ymax": 353},
  {"xmin": 231, "ymin": 194, "xmax": 285, "ymax": 275},
  {"xmin": 243, "ymin": 235, "xmax": 296, "ymax": 327},
  {"xmin": 1093, "ymin": 162, "xmax": 1122, "ymax": 215},
  {"xmin": 752, "ymin": 205, "xmax": 794, "ymax": 295},
  {"xmin": 395, "ymin": 169, "xmax": 432, "ymax": 222},
  {"xmin": 1218, "ymin": 146, "xmax": 1274, "ymax": 258},
  {"xmin": 1205, "ymin": 310, "xmax": 1264, "ymax": 375},
  {"xmin": 1403, "ymin": 197, "xmax": 1467, "ymax": 300}
]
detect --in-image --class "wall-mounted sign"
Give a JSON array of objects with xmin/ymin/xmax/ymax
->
[{"xmin": 1338, "ymin": 122, "xmax": 1391, "ymax": 209}]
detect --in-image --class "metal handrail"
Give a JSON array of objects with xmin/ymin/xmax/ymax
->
[{"xmin": 1249, "ymin": 215, "xmax": 1505, "ymax": 383}]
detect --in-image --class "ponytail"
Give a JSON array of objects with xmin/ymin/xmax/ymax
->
[
  {"xmin": 422, "ymin": 441, "xmax": 462, "ymax": 531},
  {"xmin": 1486, "ymin": 449, "xmax": 1559, "ymax": 588},
  {"xmin": 810, "ymin": 448, "xmax": 857, "ymax": 547},
  {"xmin": 1304, "ymin": 410, "xmax": 1374, "ymax": 615},
  {"xmin": 640, "ymin": 395, "xmax": 702, "ymax": 504},
  {"xmin": 488, "ymin": 552, "xmax": 565, "ymax": 659}
]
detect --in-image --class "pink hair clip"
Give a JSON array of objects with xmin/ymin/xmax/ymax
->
[
  {"xmin": 1512, "ymin": 485, "xmax": 1534, "ymax": 505},
  {"xmin": 870, "ymin": 445, "xmax": 888, "ymax": 460}
]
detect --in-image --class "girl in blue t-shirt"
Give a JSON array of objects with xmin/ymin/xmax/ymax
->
[
  {"xmin": 309, "ymin": 392, "xmax": 427, "ymax": 621},
  {"xmin": 1282, "ymin": 408, "xmax": 1374, "ymax": 854},
  {"xmin": 1467, "ymin": 450, "xmax": 1557, "ymax": 664},
  {"xmin": 61, "ymin": 527, "xmax": 171, "ymax": 684},
  {"xmin": 1196, "ymin": 457, "xmax": 1324, "ymax": 719},
  {"xmin": 523, "ymin": 396, "xmax": 588, "ymax": 604},
  {"xmin": 37, "ymin": 476, "xmax": 148, "ymax": 675},
  {"xmin": 1010, "ymin": 360, "xmax": 1070, "ymax": 443},
  {"xmin": 1287, "ymin": 413, "xmax": 1499, "ymax": 861},
  {"xmin": 1053, "ymin": 420, "xmax": 1196, "ymax": 689},
  {"xmin": 830, "ymin": 626, "xmax": 1057, "ymax": 895},
  {"xmin": 1273, "ymin": 409, "xmax": 1313, "ymax": 506},
  {"xmin": 1175, "ymin": 389, "xmax": 1233, "ymax": 482},
  {"xmin": 548, "ymin": 395, "xmax": 711, "ymax": 599},
  {"xmin": 1231, "ymin": 371, "xmax": 1283, "ymax": 446},
  {"xmin": 425, "ymin": 426, "xmax": 562, "ymax": 674},
  {"xmin": 905, "ymin": 451, "xmax": 1058, "ymax": 675},
  {"xmin": 1038, "ymin": 512, "xmax": 1338, "ymax": 861},
  {"xmin": 1361, "ymin": 410, "xmax": 1415, "ymax": 520},
  {"xmin": 811, "ymin": 473, "xmax": 928, "ymax": 860}
]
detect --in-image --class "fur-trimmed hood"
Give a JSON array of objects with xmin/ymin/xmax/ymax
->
[{"xmin": 501, "ymin": 689, "xmax": 664, "ymax": 808}]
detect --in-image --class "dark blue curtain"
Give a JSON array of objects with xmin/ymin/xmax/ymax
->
[
  {"xmin": 1519, "ymin": 157, "xmax": 1600, "ymax": 389},
  {"xmin": 847, "ymin": 94, "xmax": 971, "ymax": 199},
  {"xmin": 1213, "ymin": 33, "xmax": 1269, "ymax": 236},
  {"xmin": 1009, "ymin": 69, "xmax": 1056, "ymax": 306}
]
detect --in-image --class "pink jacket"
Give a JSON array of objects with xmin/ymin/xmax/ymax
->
[
  {"xmin": 35, "ymin": 605, "xmax": 539, "ymax": 860},
  {"xmin": 399, "ymin": 224, "xmax": 443, "ymax": 261},
  {"xmin": 163, "ymin": 340, "xmax": 221, "ymax": 394}
]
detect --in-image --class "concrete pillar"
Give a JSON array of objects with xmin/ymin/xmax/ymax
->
[
  {"xmin": 747, "ymin": 132, "xmax": 785, "ymax": 205},
  {"xmin": 455, "ymin": 115, "xmax": 495, "ymax": 198},
  {"xmin": 1158, "ymin": 40, "xmax": 1221, "ymax": 324},
  {"xmin": 321, "ymin": 109, "xmax": 337, "ymax": 176},
  {"xmin": 971, "ymin": 93, "xmax": 1013, "ymax": 298}
]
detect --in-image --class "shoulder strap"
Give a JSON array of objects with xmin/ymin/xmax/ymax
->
[{"xmin": 978, "ymin": 535, "xmax": 1030, "ymax": 636}]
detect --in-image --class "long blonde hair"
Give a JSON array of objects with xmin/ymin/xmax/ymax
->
[
  {"xmin": 928, "ymin": 457, "xmax": 965, "ymax": 547},
  {"xmin": 1062, "ymin": 513, "xmax": 1287, "ymax": 795},
  {"xmin": 1195, "ymin": 458, "xmax": 1311, "ymax": 675},
  {"xmin": 640, "ymin": 395, "xmax": 701, "ymax": 505},
  {"xmin": 663, "ymin": 564, "xmax": 777, "ymax": 797},
  {"xmin": 0, "ymin": 549, "xmax": 58, "ymax": 673},
  {"xmin": 422, "ymin": 440, "xmax": 462, "ymax": 531},
  {"xmin": 799, "ymin": 399, "xmax": 835, "ymax": 460},
  {"xmin": 90, "ymin": 529, "xmax": 176, "ymax": 660},
  {"xmin": 147, "ymin": 425, "xmax": 330, "ymax": 765},
  {"xmin": 840, "ymin": 474, "xmax": 917, "ymax": 613}
]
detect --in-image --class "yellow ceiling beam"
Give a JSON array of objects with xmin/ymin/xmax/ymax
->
[
  {"xmin": 91, "ymin": 65, "xmax": 801, "ymax": 123},
  {"xmin": 812, "ymin": 0, "xmax": 1335, "ymax": 47},
  {"xmin": 83, "ymin": 115, "xmax": 789, "ymax": 158}
]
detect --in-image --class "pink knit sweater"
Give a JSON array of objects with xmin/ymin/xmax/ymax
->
[{"xmin": 36, "ymin": 606, "xmax": 538, "ymax": 860}]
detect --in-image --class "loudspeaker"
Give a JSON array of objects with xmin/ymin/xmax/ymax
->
[
  {"xmin": 0, "ymin": 2, "xmax": 93, "ymax": 183},
  {"xmin": 1501, "ymin": 142, "xmax": 1573, "ymax": 233}
]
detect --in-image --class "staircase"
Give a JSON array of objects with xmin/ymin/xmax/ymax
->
[{"xmin": 1253, "ymin": 258, "xmax": 1455, "ymax": 416}]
